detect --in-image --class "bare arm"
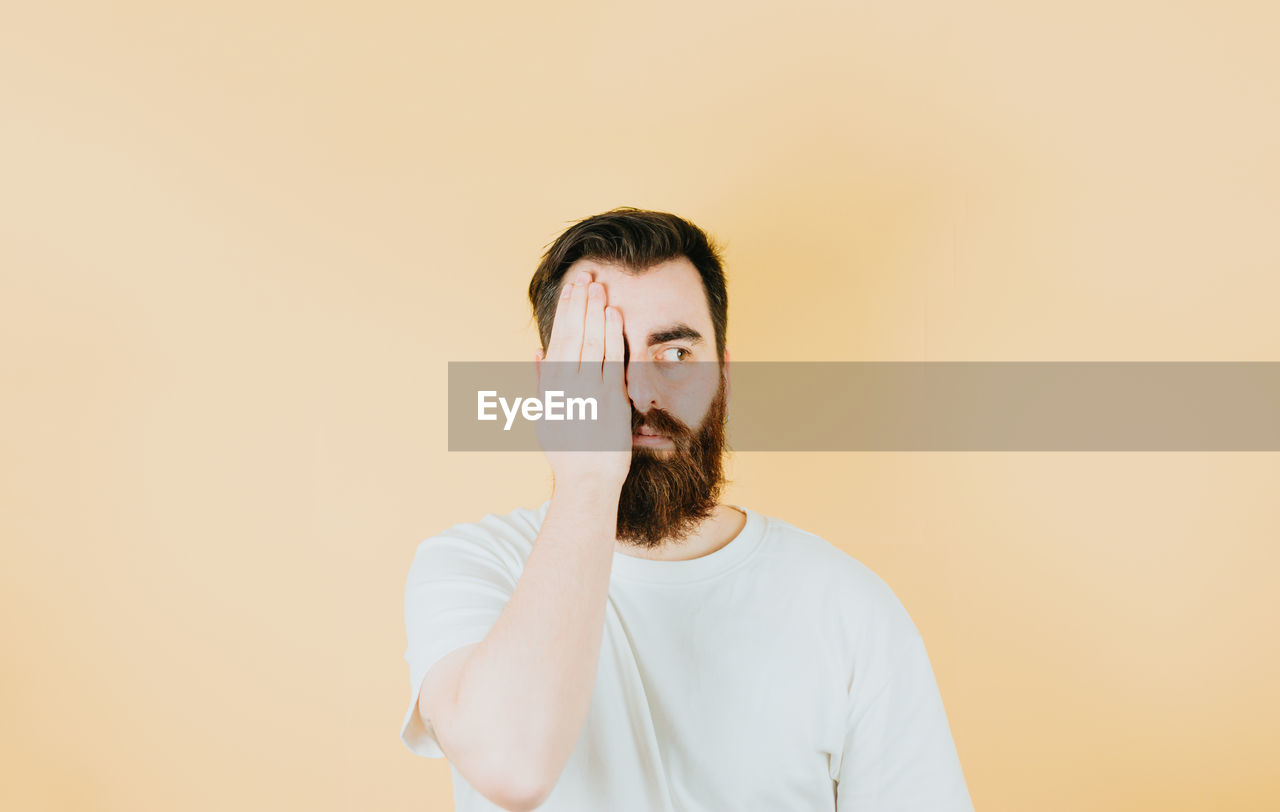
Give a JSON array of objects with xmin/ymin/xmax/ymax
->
[
  {"xmin": 419, "ymin": 487, "xmax": 618, "ymax": 810},
  {"xmin": 416, "ymin": 271, "xmax": 632, "ymax": 811}
]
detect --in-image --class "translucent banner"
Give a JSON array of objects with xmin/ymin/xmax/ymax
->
[{"xmin": 448, "ymin": 362, "xmax": 1280, "ymax": 451}]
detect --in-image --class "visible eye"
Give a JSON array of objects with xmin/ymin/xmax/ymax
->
[{"xmin": 658, "ymin": 347, "xmax": 690, "ymax": 362}]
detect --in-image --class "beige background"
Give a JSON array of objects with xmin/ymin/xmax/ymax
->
[{"xmin": 3, "ymin": 2, "xmax": 1278, "ymax": 810}]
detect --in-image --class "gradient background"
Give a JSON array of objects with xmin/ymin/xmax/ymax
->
[{"xmin": 3, "ymin": 2, "xmax": 1278, "ymax": 810}]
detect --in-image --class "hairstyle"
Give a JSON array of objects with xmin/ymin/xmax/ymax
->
[{"xmin": 527, "ymin": 207, "xmax": 728, "ymax": 364}]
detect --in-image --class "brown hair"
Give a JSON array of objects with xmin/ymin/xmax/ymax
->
[{"xmin": 527, "ymin": 207, "xmax": 729, "ymax": 363}]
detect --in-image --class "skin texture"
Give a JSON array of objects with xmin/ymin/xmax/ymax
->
[{"xmin": 416, "ymin": 258, "xmax": 744, "ymax": 811}]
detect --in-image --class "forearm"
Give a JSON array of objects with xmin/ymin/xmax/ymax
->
[{"xmin": 450, "ymin": 483, "xmax": 618, "ymax": 792}]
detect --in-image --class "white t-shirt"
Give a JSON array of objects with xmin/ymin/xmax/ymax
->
[{"xmin": 400, "ymin": 501, "xmax": 974, "ymax": 811}]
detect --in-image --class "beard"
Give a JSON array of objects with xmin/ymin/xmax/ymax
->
[{"xmin": 616, "ymin": 374, "xmax": 729, "ymax": 549}]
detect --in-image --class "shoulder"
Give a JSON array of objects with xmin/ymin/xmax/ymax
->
[
  {"xmin": 752, "ymin": 511, "xmax": 914, "ymax": 621},
  {"xmin": 405, "ymin": 500, "xmax": 549, "ymax": 582}
]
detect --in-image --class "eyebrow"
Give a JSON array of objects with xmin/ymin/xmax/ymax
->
[{"xmin": 645, "ymin": 323, "xmax": 704, "ymax": 348}]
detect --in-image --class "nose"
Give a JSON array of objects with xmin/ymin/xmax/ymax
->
[{"xmin": 625, "ymin": 358, "xmax": 661, "ymax": 414}]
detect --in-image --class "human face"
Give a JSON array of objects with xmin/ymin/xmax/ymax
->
[
  {"xmin": 560, "ymin": 256, "xmax": 731, "ymax": 547},
  {"xmin": 560, "ymin": 256, "xmax": 728, "ymax": 453}
]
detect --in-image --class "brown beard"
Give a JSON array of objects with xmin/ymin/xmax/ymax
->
[{"xmin": 616, "ymin": 374, "xmax": 729, "ymax": 548}]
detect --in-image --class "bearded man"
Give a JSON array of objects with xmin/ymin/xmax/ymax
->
[{"xmin": 399, "ymin": 207, "xmax": 974, "ymax": 812}]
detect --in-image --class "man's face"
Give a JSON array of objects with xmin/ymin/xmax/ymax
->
[{"xmin": 560, "ymin": 256, "xmax": 730, "ymax": 548}]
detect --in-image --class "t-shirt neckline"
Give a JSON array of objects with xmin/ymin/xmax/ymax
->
[{"xmin": 609, "ymin": 504, "xmax": 766, "ymax": 584}]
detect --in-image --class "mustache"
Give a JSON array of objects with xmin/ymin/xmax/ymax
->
[{"xmin": 631, "ymin": 407, "xmax": 690, "ymax": 437}]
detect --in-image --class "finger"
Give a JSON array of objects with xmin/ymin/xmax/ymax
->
[
  {"xmin": 581, "ymin": 282, "xmax": 606, "ymax": 366},
  {"xmin": 545, "ymin": 278, "xmax": 588, "ymax": 364},
  {"xmin": 543, "ymin": 283, "xmax": 573, "ymax": 360},
  {"xmin": 603, "ymin": 305, "xmax": 624, "ymax": 389}
]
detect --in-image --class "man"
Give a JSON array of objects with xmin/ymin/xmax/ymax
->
[{"xmin": 400, "ymin": 207, "xmax": 974, "ymax": 811}]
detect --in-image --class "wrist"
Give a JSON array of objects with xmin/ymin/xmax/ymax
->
[{"xmin": 550, "ymin": 476, "xmax": 623, "ymax": 509}]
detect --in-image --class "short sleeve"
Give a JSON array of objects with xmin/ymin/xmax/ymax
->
[
  {"xmin": 400, "ymin": 531, "xmax": 519, "ymax": 759},
  {"xmin": 834, "ymin": 583, "xmax": 974, "ymax": 811}
]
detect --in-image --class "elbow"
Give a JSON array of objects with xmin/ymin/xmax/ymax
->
[
  {"xmin": 439, "ymin": 704, "xmax": 565, "ymax": 810},
  {"xmin": 479, "ymin": 768, "xmax": 554, "ymax": 812},
  {"xmin": 462, "ymin": 744, "xmax": 559, "ymax": 812}
]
